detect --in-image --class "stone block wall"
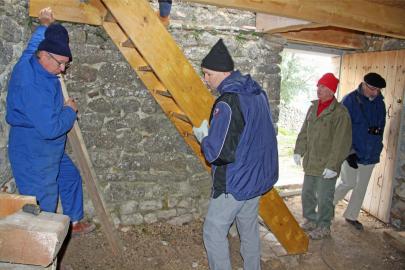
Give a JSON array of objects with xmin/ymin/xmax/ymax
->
[
  {"xmin": 0, "ymin": 1, "xmax": 283, "ymax": 226},
  {"xmin": 392, "ymin": 100, "xmax": 405, "ymax": 229},
  {"xmin": 0, "ymin": 0, "xmax": 31, "ymax": 187}
]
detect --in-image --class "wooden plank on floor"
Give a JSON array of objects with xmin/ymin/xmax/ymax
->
[
  {"xmin": 259, "ymin": 189, "xmax": 309, "ymax": 254},
  {"xmin": 383, "ymin": 230, "xmax": 405, "ymax": 253}
]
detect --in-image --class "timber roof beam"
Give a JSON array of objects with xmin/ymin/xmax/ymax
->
[{"xmin": 186, "ymin": 0, "xmax": 405, "ymax": 39}]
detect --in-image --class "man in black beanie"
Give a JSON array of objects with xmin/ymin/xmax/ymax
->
[
  {"xmin": 334, "ymin": 72, "xmax": 387, "ymax": 231},
  {"xmin": 6, "ymin": 7, "xmax": 94, "ymax": 236},
  {"xmin": 193, "ymin": 39, "xmax": 278, "ymax": 270}
]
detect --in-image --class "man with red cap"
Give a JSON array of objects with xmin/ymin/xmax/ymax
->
[
  {"xmin": 333, "ymin": 72, "xmax": 386, "ymax": 231},
  {"xmin": 6, "ymin": 8, "xmax": 94, "ymax": 236},
  {"xmin": 294, "ymin": 73, "xmax": 352, "ymax": 240}
]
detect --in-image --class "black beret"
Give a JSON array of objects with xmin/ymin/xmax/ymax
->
[{"xmin": 364, "ymin": 72, "xmax": 386, "ymax": 88}]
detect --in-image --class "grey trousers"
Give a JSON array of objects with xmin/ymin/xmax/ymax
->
[
  {"xmin": 302, "ymin": 174, "xmax": 337, "ymax": 228},
  {"xmin": 203, "ymin": 193, "xmax": 261, "ymax": 270},
  {"xmin": 334, "ymin": 161, "xmax": 375, "ymax": 220}
]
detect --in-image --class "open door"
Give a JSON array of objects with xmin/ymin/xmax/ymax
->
[{"xmin": 339, "ymin": 50, "xmax": 405, "ymax": 222}]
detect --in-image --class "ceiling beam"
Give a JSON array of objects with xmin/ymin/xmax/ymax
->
[
  {"xmin": 186, "ymin": 0, "xmax": 405, "ymax": 39},
  {"xmin": 29, "ymin": 0, "xmax": 106, "ymax": 25},
  {"xmin": 273, "ymin": 28, "xmax": 365, "ymax": 49},
  {"xmin": 256, "ymin": 13, "xmax": 325, "ymax": 34},
  {"xmin": 256, "ymin": 13, "xmax": 311, "ymax": 32}
]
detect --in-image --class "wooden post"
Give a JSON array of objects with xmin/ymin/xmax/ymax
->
[{"xmin": 59, "ymin": 75, "xmax": 122, "ymax": 256}]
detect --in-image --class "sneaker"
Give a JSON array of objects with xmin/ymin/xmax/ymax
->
[
  {"xmin": 345, "ymin": 218, "xmax": 364, "ymax": 230},
  {"xmin": 71, "ymin": 221, "xmax": 96, "ymax": 236},
  {"xmin": 309, "ymin": 227, "xmax": 331, "ymax": 240},
  {"xmin": 301, "ymin": 220, "xmax": 317, "ymax": 232}
]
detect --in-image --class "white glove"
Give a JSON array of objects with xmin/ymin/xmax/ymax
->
[
  {"xmin": 322, "ymin": 168, "xmax": 337, "ymax": 179},
  {"xmin": 293, "ymin": 154, "xmax": 301, "ymax": 166},
  {"xmin": 193, "ymin": 119, "xmax": 209, "ymax": 143}
]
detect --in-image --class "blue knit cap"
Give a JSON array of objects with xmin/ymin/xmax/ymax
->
[{"xmin": 38, "ymin": 23, "xmax": 72, "ymax": 61}]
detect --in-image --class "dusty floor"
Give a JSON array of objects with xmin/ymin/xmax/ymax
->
[{"xmin": 59, "ymin": 196, "xmax": 405, "ymax": 270}]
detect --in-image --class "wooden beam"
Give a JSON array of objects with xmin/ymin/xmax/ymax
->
[
  {"xmin": 186, "ymin": 0, "xmax": 405, "ymax": 39},
  {"xmin": 267, "ymin": 23, "xmax": 324, "ymax": 34},
  {"xmin": 29, "ymin": 0, "xmax": 107, "ymax": 25},
  {"xmin": 256, "ymin": 13, "xmax": 312, "ymax": 33},
  {"xmin": 259, "ymin": 189, "xmax": 309, "ymax": 254},
  {"xmin": 256, "ymin": 13, "xmax": 324, "ymax": 33},
  {"xmin": 273, "ymin": 28, "xmax": 365, "ymax": 49},
  {"xmin": 0, "ymin": 193, "xmax": 36, "ymax": 218},
  {"xmin": 0, "ymin": 211, "xmax": 69, "ymax": 266},
  {"xmin": 59, "ymin": 76, "xmax": 123, "ymax": 256}
]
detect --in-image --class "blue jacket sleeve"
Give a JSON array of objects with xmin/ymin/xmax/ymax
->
[
  {"xmin": 20, "ymin": 25, "xmax": 47, "ymax": 61},
  {"xmin": 201, "ymin": 101, "xmax": 232, "ymax": 163},
  {"xmin": 342, "ymin": 94, "xmax": 357, "ymax": 152},
  {"xmin": 23, "ymin": 81, "xmax": 76, "ymax": 140}
]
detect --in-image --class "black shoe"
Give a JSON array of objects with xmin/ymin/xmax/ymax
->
[{"xmin": 345, "ymin": 218, "xmax": 364, "ymax": 230}]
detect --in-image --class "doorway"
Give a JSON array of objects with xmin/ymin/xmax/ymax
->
[{"xmin": 277, "ymin": 48, "xmax": 341, "ymax": 187}]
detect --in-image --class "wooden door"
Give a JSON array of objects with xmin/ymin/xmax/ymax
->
[{"xmin": 339, "ymin": 50, "xmax": 405, "ymax": 222}]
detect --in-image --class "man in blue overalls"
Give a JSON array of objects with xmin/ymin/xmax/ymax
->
[{"xmin": 6, "ymin": 8, "xmax": 94, "ymax": 235}]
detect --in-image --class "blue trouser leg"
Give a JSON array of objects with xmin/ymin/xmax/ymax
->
[
  {"xmin": 57, "ymin": 153, "xmax": 84, "ymax": 222},
  {"xmin": 159, "ymin": 1, "xmax": 172, "ymax": 17},
  {"xmin": 203, "ymin": 194, "xmax": 261, "ymax": 270},
  {"xmin": 9, "ymin": 149, "xmax": 59, "ymax": 213}
]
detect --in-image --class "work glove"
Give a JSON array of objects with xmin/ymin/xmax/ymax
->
[
  {"xmin": 293, "ymin": 154, "xmax": 301, "ymax": 166},
  {"xmin": 346, "ymin": 153, "xmax": 358, "ymax": 169},
  {"xmin": 322, "ymin": 168, "xmax": 337, "ymax": 179},
  {"xmin": 192, "ymin": 119, "xmax": 209, "ymax": 143}
]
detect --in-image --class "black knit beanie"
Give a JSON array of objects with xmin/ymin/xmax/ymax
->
[
  {"xmin": 201, "ymin": 39, "xmax": 234, "ymax": 72},
  {"xmin": 38, "ymin": 23, "xmax": 72, "ymax": 61},
  {"xmin": 364, "ymin": 72, "xmax": 386, "ymax": 88}
]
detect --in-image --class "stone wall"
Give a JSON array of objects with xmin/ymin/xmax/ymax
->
[
  {"xmin": 0, "ymin": 0, "xmax": 31, "ymax": 187},
  {"xmin": 0, "ymin": 0, "xmax": 283, "ymax": 226},
  {"xmin": 392, "ymin": 99, "xmax": 405, "ymax": 229}
]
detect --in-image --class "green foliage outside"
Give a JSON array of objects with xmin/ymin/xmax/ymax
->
[
  {"xmin": 277, "ymin": 127, "xmax": 298, "ymax": 157},
  {"xmin": 279, "ymin": 52, "xmax": 314, "ymax": 104}
]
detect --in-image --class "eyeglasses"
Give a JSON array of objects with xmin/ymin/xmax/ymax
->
[
  {"xmin": 364, "ymin": 82, "xmax": 380, "ymax": 92},
  {"xmin": 47, "ymin": 52, "xmax": 71, "ymax": 69}
]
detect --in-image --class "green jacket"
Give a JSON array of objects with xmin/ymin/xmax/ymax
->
[{"xmin": 294, "ymin": 98, "xmax": 352, "ymax": 176}]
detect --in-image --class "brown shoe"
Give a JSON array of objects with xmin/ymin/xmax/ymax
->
[
  {"xmin": 71, "ymin": 221, "xmax": 96, "ymax": 236},
  {"xmin": 156, "ymin": 11, "xmax": 170, "ymax": 27}
]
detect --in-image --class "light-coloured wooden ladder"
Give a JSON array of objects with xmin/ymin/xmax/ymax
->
[{"xmin": 30, "ymin": 0, "xmax": 308, "ymax": 254}]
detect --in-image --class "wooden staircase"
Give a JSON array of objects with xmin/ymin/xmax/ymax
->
[{"xmin": 30, "ymin": 0, "xmax": 308, "ymax": 254}]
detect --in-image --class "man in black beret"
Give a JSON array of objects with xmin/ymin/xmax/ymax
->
[
  {"xmin": 334, "ymin": 72, "xmax": 387, "ymax": 231},
  {"xmin": 193, "ymin": 39, "xmax": 278, "ymax": 270}
]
